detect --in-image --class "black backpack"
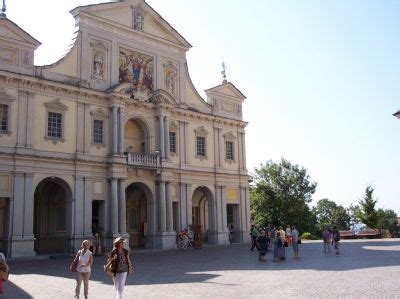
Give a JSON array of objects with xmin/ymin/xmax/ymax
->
[{"xmin": 334, "ymin": 231, "xmax": 341, "ymax": 242}]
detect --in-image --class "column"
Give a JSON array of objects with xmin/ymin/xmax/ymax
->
[
  {"xmin": 84, "ymin": 104, "xmax": 91, "ymax": 154},
  {"xmin": 12, "ymin": 173, "xmax": 24, "ymax": 239},
  {"xmin": 166, "ymin": 181, "xmax": 173, "ymax": 232},
  {"xmin": 83, "ymin": 177, "xmax": 92, "ymax": 237},
  {"xmin": 213, "ymin": 127, "xmax": 220, "ymax": 167},
  {"xmin": 186, "ymin": 184, "xmax": 192, "ymax": 226},
  {"xmin": 16, "ymin": 91, "xmax": 27, "ymax": 147},
  {"xmin": 179, "ymin": 121, "xmax": 186, "ymax": 165},
  {"xmin": 158, "ymin": 181, "xmax": 166, "ymax": 232},
  {"xmin": 118, "ymin": 107, "xmax": 125, "ymax": 155},
  {"xmin": 76, "ymin": 103, "xmax": 85, "ymax": 154},
  {"xmin": 26, "ymin": 93, "xmax": 34, "ymax": 148},
  {"xmin": 242, "ymin": 133, "xmax": 247, "ymax": 171},
  {"xmin": 158, "ymin": 115, "xmax": 165, "ymax": 158},
  {"xmin": 179, "ymin": 183, "xmax": 187, "ymax": 229},
  {"xmin": 74, "ymin": 176, "xmax": 84, "ymax": 237},
  {"xmin": 164, "ymin": 116, "xmax": 170, "ymax": 160},
  {"xmin": 218, "ymin": 129, "xmax": 224, "ymax": 167},
  {"xmin": 118, "ymin": 179, "xmax": 127, "ymax": 235},
  {"xmin": 221, "ymin": 186, "xmax": 228, "ymax": 232},
  {"xmin": 110, "ymin": 178, "xmax": 119, "ymax": 234},
  {"xmin": 112, "ymin": 106, "xmax": 118, "ymax": 155},
  {"xmin": 23, "ymin": 174, "xmax": 34, "ymax": 238}
]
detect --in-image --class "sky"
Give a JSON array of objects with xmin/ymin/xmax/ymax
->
[{"xmin": 6, "ymin": 0, "xmax": 400, "ymax": 213}]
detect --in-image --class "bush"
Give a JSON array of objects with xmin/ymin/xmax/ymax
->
[{"xmin": 300, "ymin": 232, "xmax": 313, "ymax": 240}]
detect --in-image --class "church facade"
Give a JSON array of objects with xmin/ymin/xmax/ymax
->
[{"xmin": 0, "ymin": 0, "xmax": 250, "ymax": 257}]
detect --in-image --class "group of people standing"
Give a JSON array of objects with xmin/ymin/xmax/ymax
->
[
  {"xmin": 322, "ymin": 226, "xmax": 341, "ymax": 254},
  {"xmin": 72, "ymin": 236, "xmax": 133, "ymax": 299},
  {"xmin": 250, "ymin": 224, "xmax": 300, "ymax": 262}
]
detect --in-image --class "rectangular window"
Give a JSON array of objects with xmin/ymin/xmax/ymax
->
[
  {"xmin": 226, "ymin": 141, "xmax": 234, "ymax": 160},
  {"xmin": 93, "ymin": 119, "xmax": 104, "ymax": 144},
  {"xmin": 0, "ymin": 104, "xmax": 8, "ymax": 132},
  {"xmin": 196, "ymin": 136, "xmax": 206, "ymax": 156},
  {"xmin": 169, "ymin": 131, "xmax": 176, "ymax": 153},
  {"xmin": 47, "ymin": 112, "xmax": 62, "ymax": 138}
]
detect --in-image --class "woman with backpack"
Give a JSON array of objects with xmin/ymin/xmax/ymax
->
[{"xmin": 332, "ymin": 226, "xmax": 341, "ymax": 254}]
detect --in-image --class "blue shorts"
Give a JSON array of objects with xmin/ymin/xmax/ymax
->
[{"xmin": 292, "ymin": 242, "xmax": 299, "ymax": 251}]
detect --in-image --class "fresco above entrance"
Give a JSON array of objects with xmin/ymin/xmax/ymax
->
[{"xmin": 119, "ymin": 48, "xmax": 154, "ymax": 98}]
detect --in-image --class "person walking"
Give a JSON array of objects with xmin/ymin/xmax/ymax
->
[
  {"xmin": 0, "ymin": 251, "xmax": 9, "ymax": 298},
  {"xmin": 291, "ymin": 226, "xmax": 300, "ymax": 258},
  {"xmin": 257, "ymin": 230, "xmax": 269, "ymax": 262},
  {"xmin": 322, "ymin": 227, "xmax": 331, "ymax": 253},
  {"xmin": 332, "ymin": 226, "xmax": 341, "ymax": 254},
  {"xmin": 105, "ymin": 237, "xmax": 133, "ymax": 299},
  {"xmin": 92, "ymin": 233, "xmax": 102, "ymax": 256},
  {"xmin": 278, "ymin": 226, "xmax": 286, "ymax": 260},
  {"xmin": 269, "ymin": 225, "xmax": 276, "ymax": 253},
  {"xmin": 250, "ymin": 225, "xmax": 260, "ymax": 251},
  {"xmin": 228, "ymin": 223, "xmax": 234, "ymax": 244},
  {"xmin": 285, "ymin": 225, "xmax": 292, "ymax": 245},
  {"xmin": 273, "ymin": 231, "xmax": 282, "ymax": 262},
  {"xmin": 74, "ymin": 240, "xmax": 93, "ymax": 299}
]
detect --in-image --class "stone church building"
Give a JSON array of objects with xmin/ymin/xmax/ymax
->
[{"xmin": 0, "ymin": 0, "xmax": 250, "ymax": 257}]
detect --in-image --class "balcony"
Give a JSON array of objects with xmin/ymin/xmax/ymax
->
[{"xmin": 126, "ymin": 152, "xmax": 160, "ymax": 169}]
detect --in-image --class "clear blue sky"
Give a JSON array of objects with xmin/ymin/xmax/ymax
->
[{"xmin": 7, "ymin": 0, "xmax": 400, "ymax": 213}]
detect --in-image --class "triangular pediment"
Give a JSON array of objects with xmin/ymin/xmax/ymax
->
[
  {"xmin": 45, "ymin": 99, "xmax": 68, "ymax": 111},
  {"xmin": 205, "ymin": 82, "xmax": 246, "ymax": 101},
  {"xmin": 0, "ymin": 18, "xmax": 41, "ymax": 48},
  {"xmin": 71, "ymin": 0, "xmax": 191, "ymax": 49},
  {"xmin": 151, "ymin": 89, "xmax": 178, "ymax": 106}
]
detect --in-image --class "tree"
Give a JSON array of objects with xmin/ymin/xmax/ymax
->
[
  {"xmin": 313, "ymin": 199, "xmax": 351, "ymax": 232},
  {"xmin": 358, "ymin": 185, "xmax": 378, "ymax": 228},
  {"xmin": 250, "ymin": 158, "xmax": 317, "ymax": 232},
  {"xmin": 348, "ymin": 204, "xmax": 362, "ymax": 229},
  {"xmin": 331, "ymin": 206, "xmax": 351, "ymax": 230},
  {"xmin": 376, "ymin": 209, "xmax": 398, "ymax": 231}
]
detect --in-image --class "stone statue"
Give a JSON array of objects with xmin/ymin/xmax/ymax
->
[
  {"xmin": 165, "ymin": 72, "xmax": 175, "ymax": 95},
  {"xmin": 134, "ymin": 12, "xmax": 144, "ymax": 31},
  {"xmin": 92, "ymin": 51, "xmax": 104, "ymax": 80}
]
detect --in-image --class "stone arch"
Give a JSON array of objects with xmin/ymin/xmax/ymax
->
[
  {"xmin": 192, "ymin": 186, "xmax": 215, "ymax": 243},
  {"xmin": 124, "ymin": 115, "xmax": 152, "ymax": 154},
  {"xmin": 33, "ymin": 176, "xmax": 73, "ymax": 254},
  {"xmin": 125, "ymin": 181, "xmax": 155, "ymax": 249}
]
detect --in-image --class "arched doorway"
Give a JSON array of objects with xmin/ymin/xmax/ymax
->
[
  {"xmin": 34, "ymin": 177, "xmax": 71, "ymax": 254},
  {"xmin": 124, "ymin": 118, "xmax": 149, "ymax": 154},
  {"xmin": 126, "ymin": 182, "xmax": 153, "ymax": 249},
  {"xmin": 192, "ymin": 186, "xmax": 214, "ymax": 243}
]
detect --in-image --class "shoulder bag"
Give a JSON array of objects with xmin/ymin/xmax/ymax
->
[{"xmin": 69, "ymin": 250, "xmax": 80, "ymax": 272}]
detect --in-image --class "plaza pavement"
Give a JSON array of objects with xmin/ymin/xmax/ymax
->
[{"xmin": 3, "ymin": 239, "xmax": 400, "ymax": 298}]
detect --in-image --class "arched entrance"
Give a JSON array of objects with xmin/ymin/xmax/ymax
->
[
  {"xmin": 192, "ymin": 186, "xmax": 214, "ymax": 243},
  {"xmin": 124, "ymin": 118, "xmax": 149, "ymax": 154},
  {"xmin": 126, "ymin": 182, "xmax": 153, "ymax": 249},
  {"xmin": 34, "ymin": 177, "xmax": 71, "ymax": 254}
]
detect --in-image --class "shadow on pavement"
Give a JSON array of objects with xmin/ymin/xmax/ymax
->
[{"xmin": 4, "ymin": 240, "xmax": 400, "ymax": 288}]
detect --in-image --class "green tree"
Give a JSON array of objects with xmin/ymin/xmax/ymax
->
[
  {"xmin": 348, "ymin": 204, "xmax": 362, "ymax": 229},
  {"xmin": 376, "ymin": 209, "xmax": 398, "ymax": 231},
  {"xmin": 250, "ymin": 158, "xmax": 317, "ymax": 232},
  {"xmin": 358, "ymin": 185, "xmax": 378, "ymax": 228},
  {"xmin": 331, "ymin": 206, "xmax": 351, "ymax": 230}
]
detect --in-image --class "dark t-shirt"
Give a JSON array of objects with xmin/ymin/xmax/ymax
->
[{"xmin": 258, "ymin": 236, "xmax": 269, "ymax": 251}]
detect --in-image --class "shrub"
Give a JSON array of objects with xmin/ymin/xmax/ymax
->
[{"xmin": 300, "ymin": 232, "xmax": 313, "ymax": 240}]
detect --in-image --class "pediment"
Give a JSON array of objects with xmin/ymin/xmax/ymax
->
[
  {"xmin": 44, "ymin": 99, "xmax": 68, "ymax": 111},
  {"xmin": 0, "ymin": 18, "xmax": 41, "ymax": 48},
  {"xmin": 223, "ymin": 131, "xmax": 236, "ymax": 140},
  {"xmin": 71, "ymin": 0, "xmax": 191, "ymax": 49},
  {"xmin": 205, "ymin": 82, "xmax": 246, "ymax": 101},
  {"xmin": 0, "ymin": 87, "xmax": 15, "ymax": 103},
  {"xmin": 151, "ymin": 89, "xmax": 178, "ymax": 106}
]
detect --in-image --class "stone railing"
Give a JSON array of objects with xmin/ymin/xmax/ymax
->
[{"xmin": 126, "ymin": 152, "xmax": 160, "ymax": 168}]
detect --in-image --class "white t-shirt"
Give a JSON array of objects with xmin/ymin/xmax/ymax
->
[{"xmin": 76, "ymin": 250, "xmax": 92, "ymax": 273}]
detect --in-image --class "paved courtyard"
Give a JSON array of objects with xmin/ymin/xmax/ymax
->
[{"xmin": 3, "ymin": 239, "xmax": 400, "ymax": 298}]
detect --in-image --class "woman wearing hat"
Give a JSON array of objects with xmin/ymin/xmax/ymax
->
[
  {"xmin": 105, "ymin": 237, "xmax": 133, "ymax": 299},
  {"xmin": 74, "ymin": 240, "xmax": 93, "ymax": 299}
]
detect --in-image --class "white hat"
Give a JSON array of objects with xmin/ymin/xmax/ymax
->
[{"xmin": 113, "ymin": 236, "xmax": 126, "ymax": 245}]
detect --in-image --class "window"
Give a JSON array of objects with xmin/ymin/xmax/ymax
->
[
  {"xmin": 226, "ymin": 141, "xmax": 234, "ymax": 160},
  {"xmin": 196, "ymin": 136, "xmax": 206, "ymax": 157},
  {"xmin": 0, "ymin": 104, "xmax": 8, "ymax": 132},
  {"xmin": 169, "ymin": 131, "xmax": 176, "ymax": 153},
  {"xmin": 47, "ymin": 112, "xmax": 63, "ymax": 139},
  {"xmin": 93, "ymin": 119, "xmax": 104, "ymax": 144}
]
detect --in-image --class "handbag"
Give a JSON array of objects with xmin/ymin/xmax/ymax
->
[
  {"xmin": 0, "ymin": 263, "xmax": 9, "ymax": 281},
  {"xmin": 103, "ymin": 262, "xmax": 113, "ymax": 276},
  {"xmin": 297, "ymin": 239, "xmax": 302, "ymax": 244},
  {"xmin": 69, "ymin": 250, "xmax": 80, "ymax": 272}
]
